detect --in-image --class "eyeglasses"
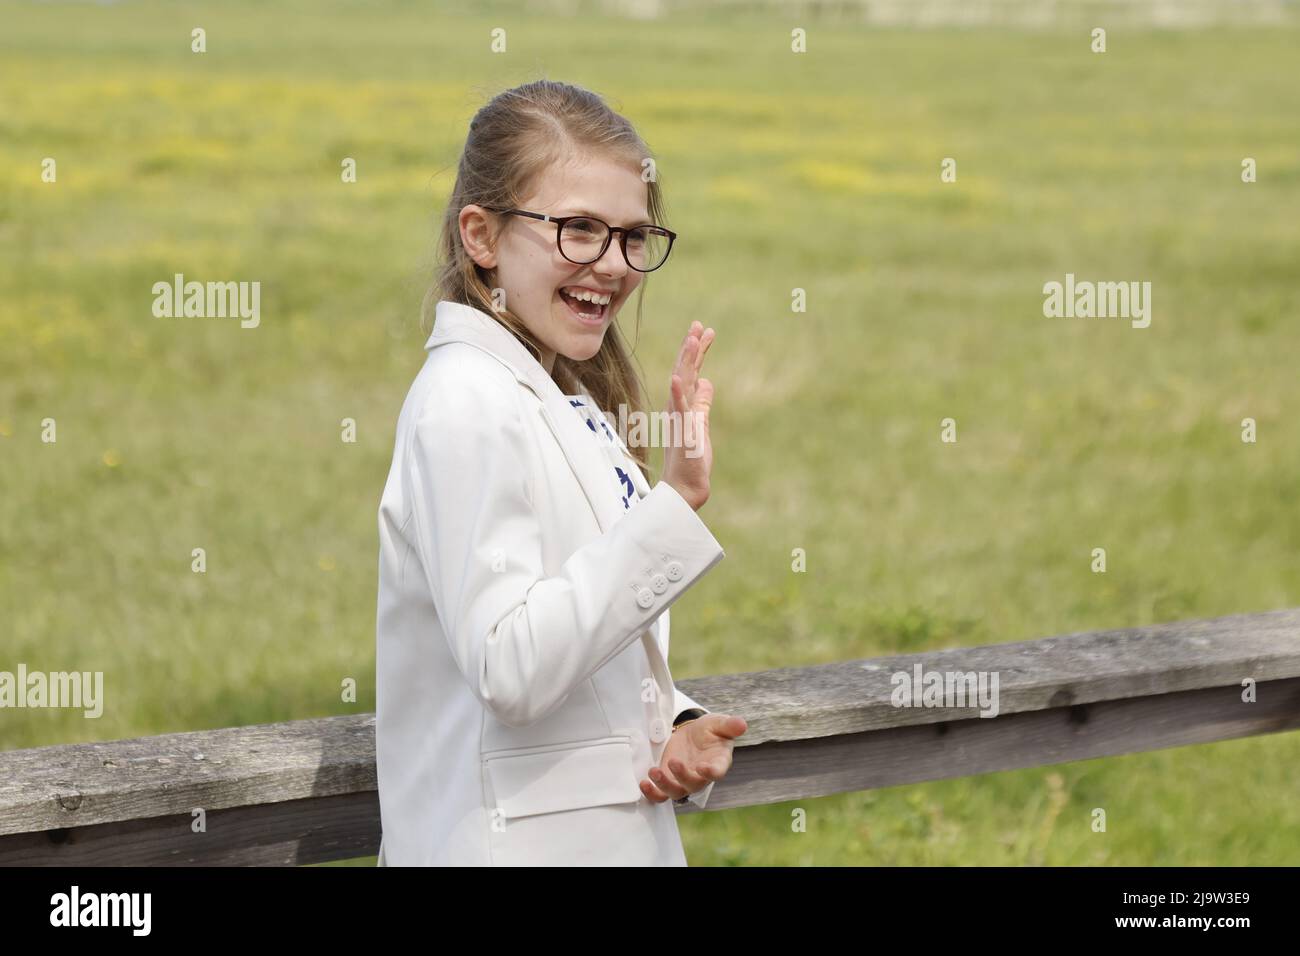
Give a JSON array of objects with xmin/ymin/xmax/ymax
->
[{"xmin": 484, "ymin": 207, "xmax": 676, "ymax": 273}]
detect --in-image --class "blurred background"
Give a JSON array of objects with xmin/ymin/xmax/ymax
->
[{"xmin": 2, "ymin": 0, "xmax": 1298, "ymax": 864}]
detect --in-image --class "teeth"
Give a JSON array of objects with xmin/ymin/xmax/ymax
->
[{"xmin": 561, "ymin": 287, "xmax": 612, "ymax": 305}]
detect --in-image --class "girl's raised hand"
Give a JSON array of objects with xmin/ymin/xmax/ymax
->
[{"xmin": 661, "ymin": 321, "xmax": 715, "ymax": 511}]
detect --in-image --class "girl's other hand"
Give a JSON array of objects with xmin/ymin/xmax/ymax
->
[{"xmin": 639, "ymin": 713, "xmax": 747, "ymax": 803}]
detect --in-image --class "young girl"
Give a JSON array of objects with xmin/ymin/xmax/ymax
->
[{"xmin": 375, "ymin": 80, "xmax": 746, "ymax": 866}]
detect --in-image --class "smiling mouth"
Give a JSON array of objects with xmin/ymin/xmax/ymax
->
[{"xmin": 558, "ymin": 289, "xmax": 609, "ymax": 323}]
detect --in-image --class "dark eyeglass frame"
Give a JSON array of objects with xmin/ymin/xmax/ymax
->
[{"xmin": 483, "ymin": 207, "xmax": 677, "ymax": 273}]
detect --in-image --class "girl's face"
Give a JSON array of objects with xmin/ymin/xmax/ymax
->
[{"xmin": 461, "ymin": 153, "xmax": 649, "ymax": 374}]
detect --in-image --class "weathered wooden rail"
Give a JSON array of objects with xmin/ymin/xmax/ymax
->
[{"xmin": 2, "ymin": 608, "xmax": 1298, "ymax": 865}]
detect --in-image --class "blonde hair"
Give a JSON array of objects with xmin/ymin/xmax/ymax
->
[{"xmin": 423, "ymin": 79, "xmax": 663, "ymax": 473}]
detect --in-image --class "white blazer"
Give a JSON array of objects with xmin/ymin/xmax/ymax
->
[{"xmin": 374, "ymin": 299, "xmax": 727, "ymax": 866}]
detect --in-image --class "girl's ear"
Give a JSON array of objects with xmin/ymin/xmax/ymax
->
[{"xmin": 460, "ymin": 204, "xmax": 499, "ymax": 270}]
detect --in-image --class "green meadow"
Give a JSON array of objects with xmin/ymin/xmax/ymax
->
[{"xmin": 2, "ymin": 1, "xmax": 1298, "ymax": 865}]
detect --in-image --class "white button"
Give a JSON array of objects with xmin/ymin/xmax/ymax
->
[
  {"xmin": 636, "ymin": 588, "xmax": 654, "ymax": 609},
  {"xmin": 649, "ymin": 718, "xmax": 668, "ymax": 743},
  {"xmin": 650, "ymin": 574, "xmax": 668, "ymax": 594},
  {"xmin": 665, "ymin": 561, "xmax": 684, "ymax": 581}
]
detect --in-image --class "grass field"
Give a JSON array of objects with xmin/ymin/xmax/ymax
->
[{"xmin": 2, "ymin": 0, "xmax": 1298, "ymax": 865}]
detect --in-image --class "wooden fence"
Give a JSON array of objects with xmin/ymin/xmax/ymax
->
[{"xmin": 2, "ymin": 607, "xmax": 1297, "ymax": 865}]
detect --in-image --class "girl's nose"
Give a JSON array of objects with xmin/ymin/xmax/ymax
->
[{"xmin": 593, "ymin": 238, "xmax": 629, "ymax": 278}]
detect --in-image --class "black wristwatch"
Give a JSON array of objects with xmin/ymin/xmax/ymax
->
[{"xmin": 673, "ymin": 708, "xmax": 707, "ymax": 729}]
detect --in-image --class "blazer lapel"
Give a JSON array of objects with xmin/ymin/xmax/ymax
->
[{"xmin": 537, "ymin": 392, "xmax": 628, "ymax": 535}]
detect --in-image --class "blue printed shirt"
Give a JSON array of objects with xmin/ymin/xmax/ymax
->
[{"xmin": 566, "ymin": 395, "xmax": 638, "ymax": 511}]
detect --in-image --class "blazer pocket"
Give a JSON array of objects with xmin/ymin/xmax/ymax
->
[{"xmin": 483, "ymin": 735, "xmax": 642, "ymax": 820}]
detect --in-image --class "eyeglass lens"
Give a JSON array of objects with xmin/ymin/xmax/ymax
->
[{"xmin": 559, "ymin": 218, "xmax": 670, "ymax": 271}]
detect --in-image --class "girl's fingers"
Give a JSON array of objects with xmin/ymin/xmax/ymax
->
[
  {"xmin": 671, "ymin": 324, "xmax": 707, "ymax": 415},
  {"xmin": 674, "ymin": 340, "xmax": 698, "ymax": 399},
  {"xmin": 678, "ymin": 332, "xmax": 698, "ymax": 377},
  {"xmin": 680, "ymin": 324, "xmax": 704, "ymax": 365},
  {"xmin": 649, "ymin": 766, "xmax": 688, "ymax": 799},
  {"xmin": 694, "ymin": 328, "xmax": 715, "ymax": 372},
  {"xmin": 676, "ymin": 335, "xmax": 696, "ymax": 377},
  {"xmin": 673, "ymin": 323, "xmax": 701, "ymax": 373},
  {"xmin": 670, "ymin": 373, "xmax": 686, "ymax": 415},
  {"xmin": 668, "ymin": 758, "xmax": 709, "ymax": 790},
  {"xmin": 695, "ymin": 376, "xmax": 714, "ymax": 411},
  {"xmin": 639, "ymin": 778, "xmax": 669, "ymax": 803}
]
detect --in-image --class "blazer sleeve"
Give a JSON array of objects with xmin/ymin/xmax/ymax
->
[
  {"xmin": 405, "ymin": 365, "xmax": 726, "ymax": 729},
  {"xmin": 672, "ymin": 688, "xmax": 709, "ymax": 725}
]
